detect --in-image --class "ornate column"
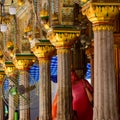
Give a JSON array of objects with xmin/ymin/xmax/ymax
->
[
  {"xmin": 32, "ymin": 40, "xmax": 56, "ymax": 120},
  {"xmin": 0, "ymin": 70, "xmax": 5, "ymax": 120},
  {"xmin": 4, "ymin": 62, "xmax": 18, "ymax": 120},
  {"xmin": 82, "ymin": 2, "xmax": 120, "ymax": 120},
  {"xmin": 114, "ymin": 34, "xmax": 120, "ymax": 118},
  {"xmin": 13, "ymin": 54, "xmax": 36, "ymax": 120},
  {"xmin": 48, "ymin": 27, "xmax": 80, "ymax": 120}
]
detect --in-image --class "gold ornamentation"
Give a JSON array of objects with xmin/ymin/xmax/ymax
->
[
  {"xmin": 39, "ymin": 58, "xmax": 50, "ymax": 64},
  {"xmin": 40, "ymin": 9, "xmax": 49, "ymax": 18},
  {"xmin": 57, "ymin": 48, "xmax": 70, "ymax": 54},
  {"xmin": 24, "ymin": 25, "xmax": 32, "ymax": 33},
  {"xmin": 32, "ymin": 44, "xmax": 56, "ymax": 59},
  {"xmin": 81, "ymin": 0, "xmax": 88, "ymax": 3},
  {"xmin": 2, "ymin": 15, "xmax": 12, "ymax": 24},
  {"xmin": 93, "ymin": 25, "xmax": 113, "ymax": 31},
  {"xmin": 52, "ymin": 13, "xmax": 59, "ymax": 26},
  {"xmin": 47, "ymin": 28, "xmax": 80, "ymax": 48},
  {"xmin": 0, "ymin": 70, "xmax": 5, "ymax": 84},
  {"xmin": 13, "ymin": 59, "xmax": 34, "ymax": 70},
  {"xmin": 18, "ymin": 0, "xmax": 25, "ymax": 6},
  {"xmin": 0, "ymin": 49, "xmax": 5, "ymax": 64},
  {"xmin": 82, "ymin": 3, "xmax": 120, "ymax": 24},
  {"xmin": 6, "ymin": 41, "xmax": 16, "ymax": 58},
  {"xmin": 6, "ymin": 41, "xmax": 14, "ymax": 48},
  {"xmin": 13, "ymin": 54, "xmax": 36, "ymax": 70},
  {"xmin": 4, "ymin": 62, "xmax": 17, "ymax": 76}
]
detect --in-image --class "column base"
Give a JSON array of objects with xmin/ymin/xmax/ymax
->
[
  {"xmin": 57, "ymin": 114, "xmax": 73, "ymax": 120},
  {"xmin": 20, "ymin": 117, "xmax": 30, "ymax": 120},
  {"xmin": 39, "ymin": 115, "xmax": 51, "ymax": 120}
]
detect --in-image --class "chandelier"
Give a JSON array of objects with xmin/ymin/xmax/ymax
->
[{"xmin": 9, "ymin": 0, "xmax": 16, "ymax": 15}]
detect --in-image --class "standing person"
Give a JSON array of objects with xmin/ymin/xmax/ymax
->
[
  {"xmin": 52, "ymin": 70, "xmax": 93, "ymax": 120},
  {"xmin": 73, "ymin": 110, "xmax": 79, "ymax": 120},
  {"xmin": 71, "ymin": 70, "xmax": 93, "ymax": 120}
]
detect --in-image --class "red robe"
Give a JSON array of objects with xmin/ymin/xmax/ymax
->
[
  {"xmin": 72, "ymin": 80, "xmax": 93, "ymax": 120},
  {"xmin": 52, "ymin": 71, "xmax": 93, "ymax": 120}
]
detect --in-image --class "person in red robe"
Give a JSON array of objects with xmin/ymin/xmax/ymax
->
[
  {"xmin": 71, "ymin": 70, "xmax": 93, "ymax": 120},
  {"xmin": 52, "ymin": 70, "xmax": 93, "ymax": 120}
]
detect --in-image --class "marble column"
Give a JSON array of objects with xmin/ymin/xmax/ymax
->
[
  {"xmin": 82, "ymin": 2, "xmax": 120, "ymax": 120},
  {"xmin": 39, "ymin": 59, "xmax": 51, "ymax": 120},
  {"xmin": 32, "ymin": 40, "xmax": 56, "ymax": 120},
  {"xmin": 13, "ymin": 54, "xmax": 36, "ymax": 120},
  {"xmin": 4, "ymin": 62, "xmax": 18, "ymax": 120},
  {"xmin": 57, "ymin": 48, "xmax": 72, "ymax": 120},
  {"xmin": 0, "ymin": 70, "xmax": 5, "ymax": 120},
  {"xmin": 19, "ymin": 70, "xmax": 30, "ymax": 120},
  {"xmin": 48, "ymin": 28, "xmax": 80, "ymax": 120}
]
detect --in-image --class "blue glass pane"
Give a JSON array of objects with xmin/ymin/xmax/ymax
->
[
  {"xmin": 85, "ymin": 63, "xmax": 91, "ymax": 80},
  {"xmin": 4, "ymin": 79, "xmax": 9, "ymax": 90},
  {"xmin": 29, "ymin": 56, "xmax": 58, "ymax": 83},
  {"xmin": 50, "ymin": 56, "xmax": 57, "ymax": 83},
  {"xmin": 29, "ymin": 63, "xmax": 39, "ymax": 83},
  {"xmin": 4, "ymin": 57, "xmax": 91, "ymax": 85}
]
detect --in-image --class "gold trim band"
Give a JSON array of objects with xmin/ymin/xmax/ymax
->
[
  {"xmin": 57, "ymin": 48, "xmax": 70, "ymax": 54},
  {"xmin": 93, "ymin": 25, "xmax": 113, "ymax": 31}
]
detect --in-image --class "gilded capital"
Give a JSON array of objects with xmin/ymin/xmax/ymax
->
[
  {"xmin": 47, "ymin": 26, "xmax": 80, "ymax": 49},
  {"xmin": 0, "ymin": 70, "xmax": 5, "ymax": 85},
  {"xmin": 4, "ymin": 62, "xmax": 17, "ymax": 77},
  {"xmin": 57, "ymin": 48, "xmax": 70, "ymax": 54},
  {"xmin": 82, "ymin": 3, "xmax": 120, "ymax": 30},
  {"xmin": 0, "ymin": 49, "xmax": 5, "ymax": 64},
  {"xmin": 13, "ymin": 54, "xmax": 36, "ymax": 70},
  {"xmin": 32, "ymin": 40, "xmax": 56, "ymax": 59}
]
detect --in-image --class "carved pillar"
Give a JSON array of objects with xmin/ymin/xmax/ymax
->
[
  {"xmin": 32, "ymin": 40, "xmax": 56, "ymax": 120},
  {"xmin": 48, "ymin": 27, "xmax": 80, "ymax": 120},
  {"xmin": 4, "ymin": 62, "xmax": 18, "ymax": 120},
  {"xmin": 13, "ymin": 54, "xmax": 35, "ymax": 120},
  {"xmin": 0, "ymin": 70, "xmax": 5, "ymax": 120},
  {"xmin": 114, "ymin": 34, "xmax": 120, "ymax": 119},
  {"xmin": 82, "ymin": 2, "xmax": 120, "ymax": 120}
]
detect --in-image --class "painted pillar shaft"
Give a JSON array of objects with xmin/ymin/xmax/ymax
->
[
  {"xmin": 0, "ymin": 86, "xmax": 4, "ymax": 120},
  {"xmin": 82, "ymin": 4, "xmax": 120, "ymax": 120},
  {"xmin": 39, "ymin": 59, "xmax": 51, "ymax": 120},
  {"xmin": 19, "ymin": 71, "xmax": 30, "ymax": 120},
  {"xmin": 93, "ymin": 29, "xmax": 118, "ymax": 120},
  {"xmin": 31, "ymin": 40, "xmax": 56, "ymax": 120},
  {"xmin": 57, "ymin": 48, "xmax": 72, "ymax": 120},
  {"xmin": 4, "ymin": 65, "xmax": 17, "ymax": 120},
  {"xmin": 9, "ymin": 81, "xmax": 15, "ymax": 120}
]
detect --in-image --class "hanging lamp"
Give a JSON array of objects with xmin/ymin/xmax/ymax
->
[
  {"xmin": 0, "ymin": 23, "xmax": 7, "ymax": 32},
  {"xmin": 9, "ymin": 0, "xmax": 16, "ymax": 15},
  {"xmin": 0, "ymin": 3, "xmax": 7, "ymax": 32}
]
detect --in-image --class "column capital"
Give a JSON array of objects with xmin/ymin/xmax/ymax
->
[
  {"xmin": 4, "ymin": 61, "xmax": 17, "ymax": 77},
  {"xmin": 57, "ymin": 48, "xmax": 70, "ymax": 54},
  {"xmin": 82, "ymin": 2, "xmax": 120, "ymax": 31},
  {"xmin": 32, "ymin": 40, "xmax": 56, "ymax": 60},
  {"xmin": 0, "ymin": 70, "xmax": 5, "ymax": 85},
  {"xmin": 47, "ymin": 26, "xmax": 80, "ymax": 49},
  {"xmin": 0, "ymin": 49, "xmax": 5, "ymax": 64},
  {"xmin": 13, "ymin": 54, "xmax": 36, "ymax": 70}
]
